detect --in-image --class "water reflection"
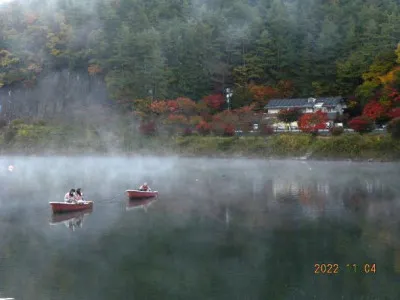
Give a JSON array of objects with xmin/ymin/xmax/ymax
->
[
  {"xmin": 126, "ymin": 198, "xmax": 157, "ymax": 212},
  {"xmin": 267, "ymin": 176, "xmax": 396, "ymax": 212},
  {"xmin": 0, "ymin": 292, "xmax": 14, "ymax": 300},
  {"xmin": 49, "ymin": 209, "xmax": 93, "ymax": 231},
  {"xmin": 1, "ymin": 158, "xmax": 400, "ymax": 299}
]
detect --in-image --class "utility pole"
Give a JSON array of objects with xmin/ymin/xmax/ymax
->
[{"xmin": 225, "ymin": 87, "xmax": 233, "ymax": 111}]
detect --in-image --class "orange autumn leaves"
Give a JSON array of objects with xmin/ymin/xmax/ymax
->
[
  {"xmin": 248, "ymin": 81, "xmax": 294, "ymax": 109},
  {"xmin": 88, "ymin": 64, "xmax": 102, "ymax": 75}
]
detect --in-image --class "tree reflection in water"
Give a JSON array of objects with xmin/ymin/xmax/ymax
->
[{"xmin": 1, "ymin": 159, "xmax": 400, "ymax": 299}]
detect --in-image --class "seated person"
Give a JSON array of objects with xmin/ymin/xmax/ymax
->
[
  {"xmin": 139, "ymin": 182, "xmax": 151, "ymax": 191},
  {"xmin": 64, "ymin": 189, "xmax": 76, "ymax": 203},
  {"xmin": 75, "ymin": 188, "xmax": 84, "ymax": 203}
]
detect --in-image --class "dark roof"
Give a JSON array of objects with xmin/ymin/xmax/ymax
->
[
  {"xmin": 320, "ymin": 97, "xmax": 344, "ymax": 107},
  {"xmin": 265, "ymin": 97, "xmax": 343, "ymax": 109}
]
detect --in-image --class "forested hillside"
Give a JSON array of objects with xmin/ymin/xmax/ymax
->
[{"xmin": 0, "ymin": 0, "xmax": 400, "ymax": 119}]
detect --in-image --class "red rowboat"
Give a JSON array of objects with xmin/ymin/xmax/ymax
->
[
  {"xmin": 125, "ymin": 190, "xmax": 158, "ymax": 199},
  {"xmin": 49, "ymin": 201, "xmax": 94, "ymax": 213}
]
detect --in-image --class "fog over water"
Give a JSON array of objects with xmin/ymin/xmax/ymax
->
[{"xmin": 0, "ymin": 156, "xmax": 399, "ymax": 299}]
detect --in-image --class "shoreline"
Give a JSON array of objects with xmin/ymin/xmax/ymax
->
[
  {"xmin": 0, "ymin": 150, "xmax": 396, "ymax": 163},
  {"xmin": 1, "ymin": 132, "xmax": 399, "ymax": 162}
]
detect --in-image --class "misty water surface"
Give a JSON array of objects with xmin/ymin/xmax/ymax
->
[{"xmin": 0, "ymin": 157, "xmax": 399, "ymax": 300}]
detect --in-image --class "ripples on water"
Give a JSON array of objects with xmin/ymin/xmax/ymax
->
[{"xmin": 0, "ymin": 157, "xmax": 399, "ymax": 299}]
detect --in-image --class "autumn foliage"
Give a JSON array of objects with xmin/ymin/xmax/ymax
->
[
  {"xmin": 379, "ymin": 67, "xmax": 400, "ymax": 85},
  {"xmin": 189, "ymin": 115, "xmax": 203, "ymax": 126},
  {"xmin": 167, "ymin": 100, "xmax": 179, "ymax": 113},
  {"xmin": 234, "ymin": 105, "xmax": 256, "ymax": 132},
  {"xmin": 362, "ymin": 101, "xmax": 386, "ymax": 120},
  {"xmin": 210, "ymin": 111, "xmax": 239, "ymax": 135},
  {"xmin": 175, "ymin": 97, "xmax": 197, "ymax": 115},
  {"xmin": 388, "ymin": 108, "xmax": 400, "ymax": 119},
  {"xmin": 150, "ymin": 100, "xmax": 169, "ymax": 114},
  {"xmin": 149, "ymin": 98, "xmax": 198, "ymax": 116},
  {"xmin": 88, "ymin": 64, "xmax": 102, "ymax": 75},
  {"xmin": 195, "ymin": 100, "xmax": 210, "ymax": 116},
  {"xmin": 249, "ymin": 84, "xmax": 280, "ymax": 101},
  {"xmin": 134, "ymin": 95, "xmax": 266, "ymax": 136},
  {"xmin": 202, "ymin": 94, "xmax": 225, "ymax": 110},
  {"xmin": 358, "ymin": 88, "xmax": 400, "ymax": 126},
  {"xmin": 276, "ymin": 80, "xmax": 295, "ymax": 98},
  {"xmin": 196, "ymin": 121, "xmax": 211, "ymax": 135},
  {"xmin": 348, "ymin": 116, "xmax": 374, "ymax": 134},
  {"xmin": 223, "ymin": 124, "xmax": 235, "ymax": 136},
  {"xmin": 165, "ymin": 114, "xmax": 188, "ymax": 125},
  {"xmin": 298, "ymin": 111, "xmax": 328, "ymax": 133},
  {"xmin": 389, "ymin": 89, "xmax": 400, "ymax": 102},
  {"xmin": 248, "ymin": 84, "xmax": 280, "ymax": 109}
]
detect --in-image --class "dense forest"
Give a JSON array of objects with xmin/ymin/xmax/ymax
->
[{"xmin": 0, "ymin": 0, "xmax": 400, "ymax": 120}]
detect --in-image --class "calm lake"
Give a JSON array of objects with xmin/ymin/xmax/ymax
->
[{"xmin": 0, "ymin": 156, "xmax": 399, "ymax": 300}]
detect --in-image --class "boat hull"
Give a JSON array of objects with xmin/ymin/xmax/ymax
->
[
  {"xmin": 50, "ymin": 201, "xmax": 93, "ymax": 213},
  {"xmin": 126, "ymin": 190, "xmax": 158, "ymax": 199}
]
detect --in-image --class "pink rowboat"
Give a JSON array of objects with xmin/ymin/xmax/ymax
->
[
  {"xmin": 49, "ymin": 201, "xmax": 94, "ymax": 213},
  {"xmin": 125, "ymin": 190, "xmax": 158, "ymax": 199}
]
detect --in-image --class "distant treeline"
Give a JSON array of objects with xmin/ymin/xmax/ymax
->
[{"xmin": 0, "ymin": 0, "xmax": 400, "ymax": 116}]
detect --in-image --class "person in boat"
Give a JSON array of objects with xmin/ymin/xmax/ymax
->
[
  {"xmin": 64, "ymin": 189, "xmax": 76, "ymax": 203},
  {"xmin": 139, "ymin": 182, "xmax": 151, "ymax": 191},
  {"xmin": 75, "ymin": 188, "xmax": 84, "ymax": 203}
]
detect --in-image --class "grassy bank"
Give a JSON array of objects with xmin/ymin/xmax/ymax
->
[
  {"xmin": 1, "ymin": 122, "xmax": 400, "ymax": 161},
  {"xmin": 168, "ymin": 134, "xmax": 400, "ymax": 161}
]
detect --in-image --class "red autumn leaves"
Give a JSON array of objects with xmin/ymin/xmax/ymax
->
[
  {"xmin": 363, "ymin": 88, "xmax": 400, "ymax": 121},
  {"xmin": 362, "ymin": 101, "xmax": 386, "ymax": 120},
  {"xmin": 149, "ymin": 95, "xmax": 223, "ymax": 116},
  {"xmin": 138, "ymin": 87, "xmax": 400, "ymax": 136},
  {"xmin": 196, "ymin": 120, "xmax": 211, "ymax": 135},
  {"xmin": 202, "ymin": 94, "xmax": 225, "ymax": 110},
  {"xmin": 348, "ymin": 88, "xmax": 400, "ymax": 132},
  {"xmin": 348, "ymin": 116, "xmax": 374, "ymax": 134},
  {"xmin": 388, "ymin": 108, "xmax": 400, "ymax": 118},
  {"xmin": 298, "ymin": 111, "xmax": 328, "ymax": 133},
  {"xmin": 139, "ymin": 92, "xmax": 332, "ymax": 135},
  {"xmin": 139, "ymin": 94, "xmax": 259, "ymax": 136}
]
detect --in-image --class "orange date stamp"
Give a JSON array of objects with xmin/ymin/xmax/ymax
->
[{"xmin": 314, "ymin": 263, "xmax": 376, "ymax": 274}]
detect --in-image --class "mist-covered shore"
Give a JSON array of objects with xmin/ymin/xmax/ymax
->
[{"xmin": 1, "ymin": 125, "xmax": 399, "ymax": 161}]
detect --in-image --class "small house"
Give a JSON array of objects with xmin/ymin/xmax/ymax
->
[{"xmin": 264, "ymin": 97, "xmax": 346, "ymax": 117}]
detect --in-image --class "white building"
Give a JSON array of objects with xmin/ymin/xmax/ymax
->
[{"xmin": 265, "ymin": 97, "xmax": 346, "ymax": 116}]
